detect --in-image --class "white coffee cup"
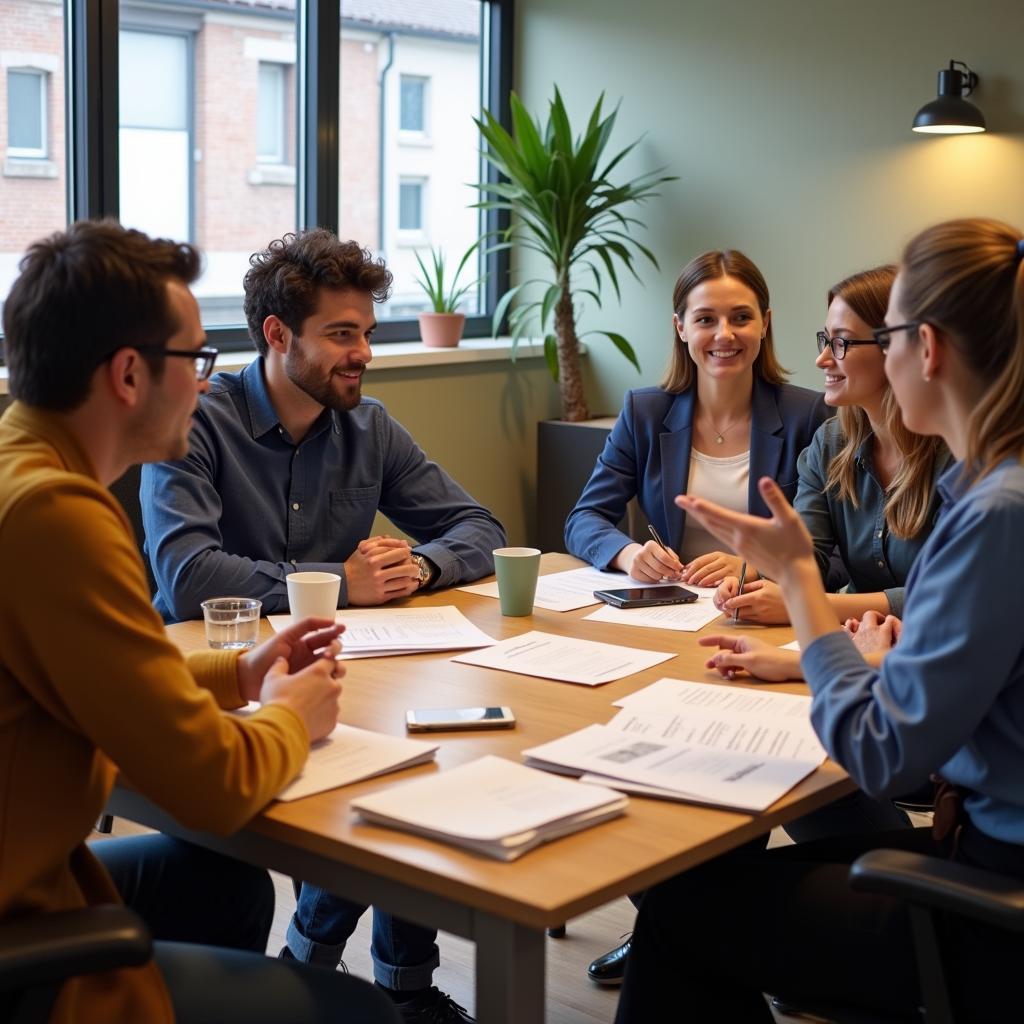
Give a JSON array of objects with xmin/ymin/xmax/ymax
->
[{"xmin": 286, "ymin": 571, "xmax": 342, "ymax": 621}]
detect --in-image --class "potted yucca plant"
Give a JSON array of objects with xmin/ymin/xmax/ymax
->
[
  {"xmin": 413, "ymin": 243, "xmax": 481, "ymax": 348},
  {"xmin": 475, "ymin": 88, "xmax": 675, "ymax": 421}
]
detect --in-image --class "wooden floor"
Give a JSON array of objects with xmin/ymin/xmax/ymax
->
[{"xmin": 97, "ymin": 818, "xmax": 825, "ymax": 1023}]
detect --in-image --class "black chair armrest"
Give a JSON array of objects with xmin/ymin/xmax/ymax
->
[
  {"xmin": 850, "ymin": 849, "xmax": 1024, "ymax": 932},
  {"xmin": 0, "ymin": 906, "xmax": 152, "ymax": 993}
]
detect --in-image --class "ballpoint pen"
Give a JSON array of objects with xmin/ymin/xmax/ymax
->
[
  {"xmin": 647, "ymin": 524, "xmax": 681, "ymax": 581},
  {"xmin": 733, "ymin": 562, "xmax": 747, "ymax": 624}
]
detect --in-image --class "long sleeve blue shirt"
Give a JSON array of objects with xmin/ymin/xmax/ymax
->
[
  {"xmin": 794, "ymin": 418, "xmax": 950, "ymax": 616},
  {"xmin": 802, "ymin": 458, "xmax": 1024, "ymax": 844},
  {"xmin": 141, "ymin": 359, "xmax": 507, "ymax": 621}
]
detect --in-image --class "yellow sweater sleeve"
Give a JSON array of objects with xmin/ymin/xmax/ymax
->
[{"xmin": 0, "ymin": 478, "xmax": 308, "ymax": 835}]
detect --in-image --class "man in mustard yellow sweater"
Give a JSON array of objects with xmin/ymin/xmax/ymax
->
[{"xmin": 0, "ymin": 221, "xmax": 399, "ymax": 1024}]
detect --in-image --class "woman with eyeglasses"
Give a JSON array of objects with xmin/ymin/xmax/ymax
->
[
  {"xmin": 615, "ymin": 217, "xmax": 1024, "ymax": 1023},
  {"xmin": 705, "ymin": 266, "xmax": 949, "ymax": 677},
  {"xmin": 565, "ymin": 249, "xmax": 828, "ymax": 590}
]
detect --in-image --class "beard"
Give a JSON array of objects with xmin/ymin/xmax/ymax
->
[{"xmin": 284, "ymin": 337, "xmax": 363, "ymax": 412}]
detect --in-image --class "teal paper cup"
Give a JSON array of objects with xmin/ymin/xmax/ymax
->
[{"xmin": 493, "ymin": 547, "xmax": 541, "ymax": 616}]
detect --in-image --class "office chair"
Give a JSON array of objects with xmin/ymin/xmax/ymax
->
[
  {"xmin": 773, "ymin": 848, "xmax": 1024, "ymax": 1024},
  {"xmin": 0, "ymin": 905, "xmax": 151, "ymax": 1024}
]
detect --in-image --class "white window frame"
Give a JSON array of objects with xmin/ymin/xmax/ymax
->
[
  {"xmin": 7, "ymin": 67, "xmax": 48, "ymax": 159},
  {"xmin": 398, "ymin": 74, "xmax": 429, "ymax": 139},
  {"xmin": 256, "ymin": 61, "xmax": 288, "ymax": 165},
  {"xmin": 397, "ymin": 176, "xmax": 427, "ymax": 235}
]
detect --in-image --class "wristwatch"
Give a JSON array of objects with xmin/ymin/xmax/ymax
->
[{"xmin": 411, "ymin": 553, "xmax": 436, "ymax": 589}]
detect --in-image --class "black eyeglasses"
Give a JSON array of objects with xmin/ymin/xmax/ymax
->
[
  {"xmin": 815, "ymin": 331, "xmax": 877, "ymax": 360},
  {"xmin": 134, "ymin": 346, "xmax": 219, "ymax": 381},
  {"xmin": 871, "ymin": 322, "xmax": 921, "ymax": 353}
]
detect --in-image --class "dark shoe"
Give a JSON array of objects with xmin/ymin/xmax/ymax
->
[
  {"xmin": 587, "ymin": 936, "xmax": 631, "ymax": 986},
  {"xmin": 378, "ymin": 984, "xmax": 474, "ymax": 1023}
]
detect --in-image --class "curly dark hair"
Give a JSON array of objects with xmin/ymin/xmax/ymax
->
[
  {"xmin": 2, "ymin": 219, "xmax": 201, "ymax": 411},
  {"xmin": 243, "ymin": 231, "xmax": 393, "ymax": 355}
]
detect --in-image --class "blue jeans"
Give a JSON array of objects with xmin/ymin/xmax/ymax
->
[{"xmin": 287, "ymin": 885, "xmax": 440, "ymax": 991}]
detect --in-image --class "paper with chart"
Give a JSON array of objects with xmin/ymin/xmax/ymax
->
[
  {"xmin": 608, "ymin": 681, "xmax": 826, "ymax": 763},
  {"xmin": 583, "ymin": 593, "xmax": 722, "ymax": 632},
  {"xmin": 268, "ymin": 606, "xmax": 496, "ymax": 658},
  {"xmin": 459, "ymin": 566, "xmax": 640, "ymax": 612},
  {"xmin": 523, "ymin": 720, "xmax": 822, "ymax": 812},
  {"xmin": 450, "ymin": 630, "xmax": 675, "ymax": 685},
  {"xmin": 351, "ymin": 755, "xmax": 629, "ymax": 860},
  {"xmin": 232, "ymin": 705, "xmax": 439, "ymax": 801}
]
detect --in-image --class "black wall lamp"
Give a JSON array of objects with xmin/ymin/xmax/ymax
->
[{"xmin": 912, "ymin": 60, "xmax": 986, "ymax": 134}]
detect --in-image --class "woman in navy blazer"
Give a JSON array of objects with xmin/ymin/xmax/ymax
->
[{"xmin": 566, "ymin": 249, "xmax": 828, "ymax": 588}]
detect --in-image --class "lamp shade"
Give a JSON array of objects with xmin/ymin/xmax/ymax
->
[{"xmin": 912, "ymin": 62, "xmax": 986, "ymax": 134}]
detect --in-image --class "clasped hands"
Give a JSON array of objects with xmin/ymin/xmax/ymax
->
[{"xmin": 624, "ymin": 541, "xmax": 748, "ymax": 587}]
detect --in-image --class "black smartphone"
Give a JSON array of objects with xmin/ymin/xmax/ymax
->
[{"xmin": 592, "ymin": 585, "xmax": 699, "ymax": 609}]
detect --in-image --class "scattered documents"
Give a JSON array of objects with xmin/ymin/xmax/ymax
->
[
  {"xmin": 351, "ymin": 755, "xmax": 628, "ymax": 860},
  {"xmin": 584, "ymin": 597, "xmax": 722, "ymax": 632},
  {"xmin": 523, "ymin": 679, "xmax": 826, "ymax": 811},
  {"xmin": 233, "ymin": 705, "xmax": 439, "ymax": 801},
  {"xmin": 268, "ymin": 606, "xmax": 496, "ymax": 659},
  {"xmin": 451, "ymin": 630, "xmax": 675, "ymax": 686},
  {"xmin": 459, "ymin": 566, "xmax": 638, "ymax": 612}
]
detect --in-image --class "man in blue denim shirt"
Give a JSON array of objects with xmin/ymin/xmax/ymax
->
[{"xmin": 141, "ymin": 231, "xmax": 500, "ymax": 1023}]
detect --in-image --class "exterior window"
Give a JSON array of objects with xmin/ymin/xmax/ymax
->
[
  {"xmin": 257, "ymin": 62, "xmax": 287, "ymax": 163},
  {"xmin": 399, "ymin": 75, "xmax": 427, "ymax": 134},
  {"xmin": 7, "ymin": 68, "xmax": 47, "ymax": 158},
  {"xmin": 398, "ymin": 179, "xmax": 425, "ymax": 232}
]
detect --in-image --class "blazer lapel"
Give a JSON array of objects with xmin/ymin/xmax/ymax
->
[
  {"xmin": 660, "ymin": 391, "xmax": 695, "ymax": 551},
  {"xmin": 748, "ymin": 377, "xmax": 784, "ymax": 517}
]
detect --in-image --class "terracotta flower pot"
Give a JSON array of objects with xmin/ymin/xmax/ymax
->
[{"xmin": 418, "ymin": 312, "xmax": 465, "ymax": 348}]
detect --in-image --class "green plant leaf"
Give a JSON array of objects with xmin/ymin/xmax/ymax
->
[
  {"xmin": 543, "ymin": 333, "xmax": 560, "ymax": 381},
  {"xmin": 540, "ymin": 283, "xmax": 562, "ymax": 332},
  {"xmin": 590, "ymin": 331, "xmax": 642, "ymax": 374}
]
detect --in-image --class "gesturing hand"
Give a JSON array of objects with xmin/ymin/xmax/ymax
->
[
  {"xmin": 676, "ymin": 478, "xmax": 814, "ymax": 585},
  {"xmin": 259, "ymin": 652, "xmax": 343, "ymax": 743},
  {"xmin": 698, "ymin": 634, "xmax": 804, "ymax": 682},
  {"xmin": 237, "ymin": 617, "xmax": 344, "ymax": 702}
]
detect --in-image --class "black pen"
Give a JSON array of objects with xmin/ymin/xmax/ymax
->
[
  {"xmin": 647, "ymin": 525, "xmax": 681, "ymax": 581},
  {"xmin": 733, "ymin": 562, "xmax": 748, "ymax": 624}
]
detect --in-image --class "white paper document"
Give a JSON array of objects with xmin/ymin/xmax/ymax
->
[
  {"xmin": 351, "ymin": 755, "xmax": 628, "ymax": 860},
  {"xmin": 268, "ymin": 606, "xmax": 497, "ymax": 658},
  {"xmin": 583, "ymin": 596, "xmax": 722, "ymax": 632},
  {"xmin": 459, "ymin": 566, "xmax": 639, "ymax": 612},
  {"xmin": 450, "ymin": 630, "xmax": 675, "ymax": 685},
  {"xmin": 780, "ymin": 640, "xmax": 801, "ymax": 651},
  {"xmin": 232, "ymin": 705, "xmax": 439, "ymax": 801},
  {"xmin": 523, "ymin": 722, "xmax": 822, "ymax": 812}
]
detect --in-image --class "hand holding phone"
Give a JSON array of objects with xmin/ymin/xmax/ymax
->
[{"xmin": 593, "ymin": 585, "xmax": 699, "ymax": 609}]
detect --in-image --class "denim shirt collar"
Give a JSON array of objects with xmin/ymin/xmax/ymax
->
[{"xmin": 240, "ymin": 358, "xmax": 332, "ymax": 443}]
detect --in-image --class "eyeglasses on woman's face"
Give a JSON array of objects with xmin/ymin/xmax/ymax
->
[
  {"xmin": 870, "ymin": 322, "xmax": 922, "ymax": 353},
  {"xmin": 815, "ymin": 331, "xmax": 878, "ymax": 360}
]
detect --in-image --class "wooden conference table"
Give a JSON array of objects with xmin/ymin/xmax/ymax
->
[{"xmin": 108, "ymin": 553, "xmax": 853, "ymax": 1023}]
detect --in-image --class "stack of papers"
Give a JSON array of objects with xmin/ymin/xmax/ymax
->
[
  {"xmin": 522, "ymin": 679, "xmax": 827, "ymax": 812},
  {"xmin": 268, "ymin": 606, "xmax": 496, "ymax": 659},
  {"xmin": 451, "ymin": 630, "xmax": 676, "ymax": 686},
  {"xmin": 458, "ymin": 566, "xmax": 640, "ymax": 612},
  {"xmin": 234, "ymin": 705, "xmax": 439, "ymax": 801},
  {"xmin": 351, "ymin": 755, "xmax": 628, "ymax": 860}
]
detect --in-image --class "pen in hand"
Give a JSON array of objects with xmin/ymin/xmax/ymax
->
[
  {"xmin": 647, "ymin": 525, "xmax": 681, "ymax": 580},
  {"xmin": 733, "ymin": 562, "xmax": 747, "ymax": 624}
]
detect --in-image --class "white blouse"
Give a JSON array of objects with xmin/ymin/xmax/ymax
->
[{"xmin": 678, "ymin": 448, "xmax": 750, "ymax": 564}]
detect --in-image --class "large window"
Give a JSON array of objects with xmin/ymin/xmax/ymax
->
[
  {"xmin": 1, "ymin": 0, "xmax": 511, "ymax": 347},
  {"xmin": 0, "ymin": 1, "xmax": 67, "ymax": 322}
]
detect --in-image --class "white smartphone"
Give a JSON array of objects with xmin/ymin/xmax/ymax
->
[{"xmin": 405, "ymin": 706, "xmax": 516, "ymax": 732}]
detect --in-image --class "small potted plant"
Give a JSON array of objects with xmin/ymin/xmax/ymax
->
[{"xmin": 413, "ymin": 242, "xmax": 481, "ymax": 348}]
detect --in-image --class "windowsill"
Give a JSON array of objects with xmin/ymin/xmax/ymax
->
[
  {"xmin": 4, "ymin": 157, "xmax": 58, "ymax": 179},
  {"xmin": 247, "ymin": 163, "xmax": 296, "ymax": 186},
  {"xmin": 0, "ymin": 338, "xmax": 556, "ymax": 395}
]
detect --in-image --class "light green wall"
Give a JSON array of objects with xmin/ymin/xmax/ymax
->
[
  {"xmin": 363, "ymin": 357, "xmax": 560, "ymax": 545},
  {"xmin": 513, "ymin": 0, "xmax": 1024, "ymax": 413}
]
